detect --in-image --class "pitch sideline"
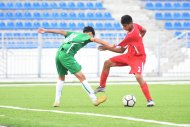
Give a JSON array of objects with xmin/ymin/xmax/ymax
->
[{"xmin": 0, "ymin": 105, "xmax": 190, "ymax": 127}]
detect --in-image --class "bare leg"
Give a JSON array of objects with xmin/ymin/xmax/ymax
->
[{"xmin": 135, "ymin": 74, "xmax": 153, "ymax": 101}]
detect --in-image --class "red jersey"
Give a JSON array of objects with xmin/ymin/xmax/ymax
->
[{"xmin": 118, "ymin": 23, "xmax": 146, "ymax": 56}]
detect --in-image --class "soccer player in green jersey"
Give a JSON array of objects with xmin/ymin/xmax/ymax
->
[{"xmin": 38, "ymin": 26, "xmax": 113, "ymax": 107}]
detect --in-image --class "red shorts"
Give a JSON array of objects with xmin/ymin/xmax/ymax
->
[{"xmin": 109, "ymin": 54, "xmax": 146, "ymax": 74}]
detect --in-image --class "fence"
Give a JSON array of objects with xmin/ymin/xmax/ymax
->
[{"xmin": 0, "ymin": 30, "xmax": 190, "ymax": 79}]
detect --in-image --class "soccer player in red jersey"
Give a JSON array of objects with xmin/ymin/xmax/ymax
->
[{"xmin": 94, "ymin": 15, "xmax": 155, "ymax": 107}]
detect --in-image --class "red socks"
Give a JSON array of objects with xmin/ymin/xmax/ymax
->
[
  {"xmin": 140, "ymin": 82, "xmax": 152, "ymax": 101},
  {"xmin": 100, "ymin": 71, "xmax": 109, "ymax": 88}
]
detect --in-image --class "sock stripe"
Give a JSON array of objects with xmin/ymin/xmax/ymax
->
[{"xmin": 82, "ymin": 83, "xmax": 90, "ymax": 94}]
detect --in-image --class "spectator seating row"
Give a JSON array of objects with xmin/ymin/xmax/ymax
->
[
  {"xmin": 174, "ymin": 31, "xmax": 190, "ymax": 38},
  {"xmin": 155, "ymin": 12, "xmax": 190, "ymax": 20},
  {"xmin": 0, "ymin": 21, "xmax": 122, "ymax": 30},
  {"xmin": 0, "ymin": 12, "xmax": 114, "ymax": 20},
  {"xmin": 145, "ymin": 2, "xmax": 190, "ymax": 10},
  {"xmin": 165, "ymin": 22, "xmax": 190, "ymax": 30},
  {"xmin": 0, "ymin": 1, "xmax": 104, "ymax": 10},
  {"xmin": 0, "ymin": 41, "xmax": 98, "ymax": 49},
  {"xmin": 1, "ymin": 32, "xmax": 126, "ymax": 40}
]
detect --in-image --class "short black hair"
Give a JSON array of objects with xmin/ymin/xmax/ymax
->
[
  {"xmin": 121, "ymin": 15, "xmax": 133, "ymax": 24},
  {"xmin": 83, "ymin": 26, "xmax": 95, "ymax": 36}
]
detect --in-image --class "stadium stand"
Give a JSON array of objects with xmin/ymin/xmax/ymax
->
[{"xmin": 0, "ymin": 0, "xmax": 124, "ymax": 49}]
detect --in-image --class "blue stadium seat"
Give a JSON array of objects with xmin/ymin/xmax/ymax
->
[
  {"xmin": 69, "ymin": 12, "xmax": 77, "ymax": 20},
  {"xmin": 15, "ymin": 12, "xmax": 23, "ymax": 19},
  {"xmin": 51, "ymin": 22, "xmax": 59, "ymax": 29},
  {"xmin": 173, "ymin": 3, "xmax": 181, "ymax": 10},
  {"xmin": 77, "ymin": 2, "xmax": 86, "ymax": 9},
  {"xmin": 59, "ymin": 2, "xmax": 67, "ymax": 9},
  {"xmin": 164, "ymin": 3, "xmax": 172, "ymax": 10},
  {"xmin": 7, "ymin": 22, "xmax": 15, "ymax": 29},
  {"xmin": 86, "ymin": 12, "xmax": 94, "ymax": 19},
  {"xmin": 60, "ymin": 12, "xmax": 69, "ymax": 19},
  {"xmin": 33, "ymin": 12, "xmax": 41, "ymax": 20},
  {"xmin": 164, "ymin": 13, "xmax": 172, "ymax": 20},
  {"xmin": 104, "ymin": 12, "xmax": 113, "ymax": 20},
  {"xmin": 32, "ymin": 2, "xmax": 41, "ymax": 9},
  {"xmin": 113, "ymin": 22, "xmax": 122, "ymax": 30},
  {"xmin": 104, "ymin": 22, "xmax": 113, "ymax": 30},
  {"xmin": 155, "ymin": 2, "xmax": 163, "ymax": 10},
  {"xmin": 59, "ymin": 22, "xmax": 68, "ymax": 29},
  {"xmin": 182, "ymin": 3, "xmax": 190, "ymax": 10},
  {"xmin": 95, "ymin": 12, "xmax": 103, "ymax": 20},
  {"xmin": 15, "ymin": 2, "xmax": 23, "ymax": 9},
  {"xmin": 33, "ymin": 22, "xmax": 41, "ymax": 29},
  {"xmin": 86, "ymin": 2, "xmax": 95, "ymax": 9},
  {"xmin": 145, "ymin": 2, "xmax": 154, "ymax": 10},
  {"xmin": 24, "ymin": 22, "xmax": 32, "ymax": 29},
  {"xmin": 6, "ymin": 12, "xmax": 14, "ymax": 19},
  {"xmin": 42, "ymin": 12, "xmax": 50, "ymax": 19},
  {"xmin": 68, "ymin": 2, "xmax": 76, "ymax": 9},
  {"xmin": 0, "ymin": 2, "xmax": 6, "ymax": 10},
  {"xmin": 95, "ymin": 22, "xmax": 104, "ymax": 30},
  {"xmin": 23, "ymin": 12, "xmax": 32, "ymax": 19},
  {"xmin": 52, "ymin": 12, "xmax": 60, "ymax": 19},
  {"xmin": 6, "ymin": 2, "xmax": 14, "ymax": 9},
  {"xmin": 182, "ymin": 12, "xmax": 190, "ymax": 20},
  {"xmin": 183, "ymin": 22, "xmax": 190, "ymax": 29},
  {"xmin": 0, "ymin": 22, "xmax": 6, "ymax": 29},
  {"xmin": 42, "ymin": 22, "xmax": 50, "ymax": 28},
  {"xmin": 77, "ymin": 22, "xmax": 85, "ymax": 29},
  {"xmin": 50, "ymin": 2, "xmax": 58, "ymax": 9},
  {"xmin": 87, "ymin": 22, "xmax": 94, "ymax": 27},
  {"xmin": 0, "ymin": 12, "xmax": 5, "ymax": 20},
  {"xmin": 165, "ymin": 22, "xmax": 172, "ymax": 30},
  {"xmin": 173, "ymin": 22, "xmax": 182, "ymax": 30},
  {"xmin": 78, "ymin": 12, "xmax": 85, "ymax": 20},
  {"xmin": 155, "ymin": 12, "xmax": 163, "ymax": 20},
  {"xmin": 41, "ymin": 2, "xmax": 49, "ymax": 9},
  {"xmin": 173, "ymin": 13, "xmax": 181, "ymax": 20},
  {"xmin": 69, "ymin": 22, "xmax": 77, "ymax": 29},
  {"xmin": 24, "ymin": 2, "xmax": 32, "ymax": 9},
  {"xmin": 95, "ymin": 2, "xmax": 104, "ymax": 9},
  {"xmin": 15, "ymin": 22, "xmax": 24, "ymax": 29}
]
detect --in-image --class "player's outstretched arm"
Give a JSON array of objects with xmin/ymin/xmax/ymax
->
[
  {"xmin": 90, "ymin": 38, "xmax": 114, "ymax": 47},
  {"xmin": 98, "ymin": 45, "xmax": 126, "ymax": 53},
  {"xmin": 38, "ymin": 28, "xmax": 67, "ymax": 36}
]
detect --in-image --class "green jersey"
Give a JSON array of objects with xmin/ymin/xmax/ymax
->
[{"xmin": 59, "ymin": 31, "xmax": 92, "ymax": 55}]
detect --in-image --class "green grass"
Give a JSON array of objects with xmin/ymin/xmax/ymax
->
[{"xmin": 0, "ymin": 84, "xmax": 190, "ymax": 127}]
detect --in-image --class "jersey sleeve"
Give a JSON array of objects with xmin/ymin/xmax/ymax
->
[
  {"xmin": 118, "ymin": 38, "xmax": 127, "ymax": 47},
  {"xmin": 81, "ymin": 34, "xmax": 91, "ymax": 43},
  {"xmin": 65, "ymin": 31, "xmax": 72, "ymax": 37},
  {"xmin": 135, "ymin": 23, "xmax": 143, "ymax": 31}
]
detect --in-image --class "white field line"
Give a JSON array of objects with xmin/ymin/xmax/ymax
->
[{"xmin": 0, "ymin": 105, "xmax": 190, "ymax": 127}]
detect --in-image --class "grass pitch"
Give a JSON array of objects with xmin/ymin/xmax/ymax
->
[{"xmin": 0, "ymin": 84, "xmax": 190, "ymax": 127}]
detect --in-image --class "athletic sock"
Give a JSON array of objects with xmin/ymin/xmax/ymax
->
[
  {"xmin": 82, "ymin": 80, "xmax": 97, "ymax": 102},
  {"xmin": 55, "ymin": 79, "xmax": 64, "ymax": 103},
  {"xmin": 100, "ymin": 71, "xmax": 109, "ymax": 88},
  {"xmin": 140, "ymin": 82, "xmax": 152, "ymax": 101}
]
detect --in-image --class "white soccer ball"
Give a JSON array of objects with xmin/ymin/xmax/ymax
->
[{"xmin": 122, "ymin": 94, "xmax": 136, "ymax": 107}]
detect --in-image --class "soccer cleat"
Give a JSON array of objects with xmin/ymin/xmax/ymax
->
[
  {"xmin": 94, "ymin": 86, "xmax": 106, "ymax": 94},
  {"xmin": 147, "ymin": 100, "xmax": 155, "ymax": 107},
  {"xmin": 93, "ymin": 96, "xmax": 107, "ymax": 106},
  {"xmin": 53, "ymin": 101, "xmax": 61, "ymax": 107}
]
